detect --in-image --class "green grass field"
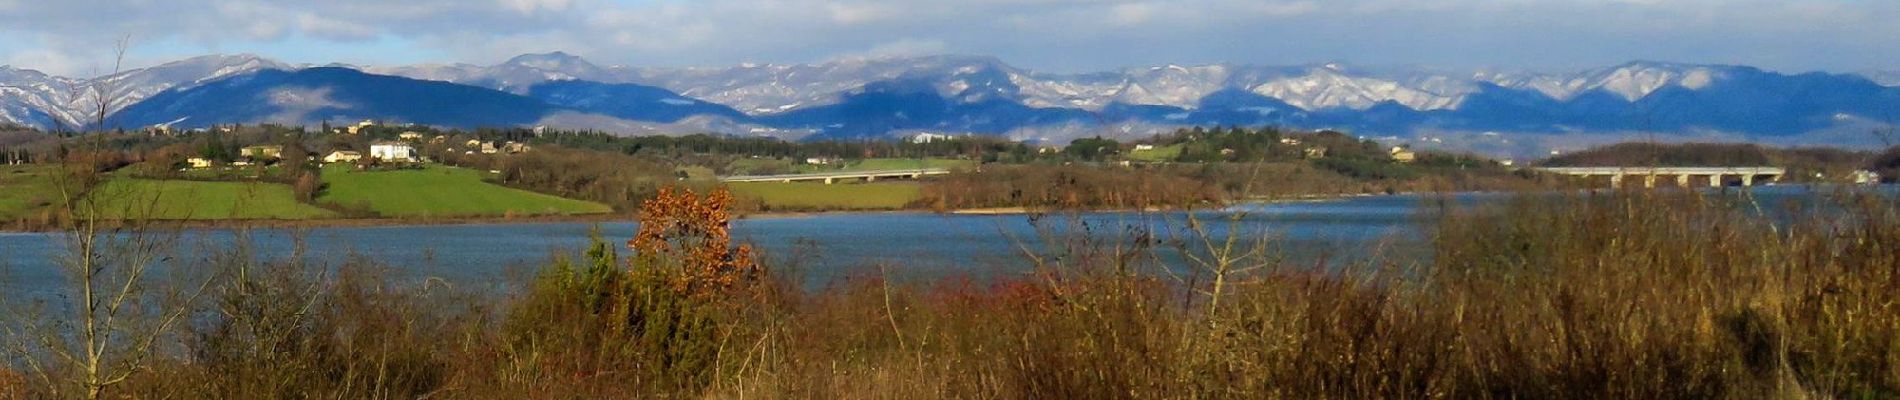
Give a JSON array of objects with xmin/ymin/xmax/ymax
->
[
  {"xmin": 728, "ymin": 181, "xmax": 921, "ymax": 210},
  {"xmin": 319, "ymin": 165, "xmax": 611, "ymax": 217},
  {"xmin": 84, "ymin": 179, "xmax": 335, "ymax": 220},
  {"xmin": 1127, "ymin": 144, "xmax": 1184, "ymax": 162},
  {"xmin": 0, "ymin": 165, "xmax": 60, "ymax": 220},
  {"xmin": 732, "ymin": 158, "xmax": 976, "ymax": 175}
]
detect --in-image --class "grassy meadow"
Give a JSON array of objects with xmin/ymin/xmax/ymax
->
[
  {"xmin": 318, "ymin": 165, "xmax": 612, "ymax": 217},
  {"xmin": 0, "ymin": 165, "xmax": 59, "ymax": 220},
  {"xmin": 1126, "ymin": 143, "xmax": 1185, "ymax": 162},
  {"xmin": 729, "ymin": 157, "xmax": 974, "ymax": 175},
  {"xmin": 727, "ymin": 181, "xmax": 921, "ymax": 210},
  {"xmin": 838, "ymin": 157, "xmax": 973, "ymax": 171},
  {"xmin": 83, "ymin": 178, "xmax": 335, "ymax": 220}
]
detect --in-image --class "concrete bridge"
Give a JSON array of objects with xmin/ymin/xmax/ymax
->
[
  {"xmin": 1536, "ymin": 166, "xmax": 1787, "ymax": 188},
  {"xmin": 719, "ymin": 168, "xmax": 952, "ymax": 184}
]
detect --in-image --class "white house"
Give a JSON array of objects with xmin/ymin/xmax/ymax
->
[
  {"xmin": 1389, "ymin": 146, "xmax": 1417, "ymax": 163},
  {"xmin": 323, "ymin": 151, "xmax": 362, "ymax": 164},
  {"xmin": 186, "ymin": 157, "xmax": 214, "ymax": 169},
  {"xmin": 369, "ymin": 142, "xmax": 418, "ymax": 163},
  {"xmin": 502, "ymin": 141, "xmax": 531, "ymax": 154},
  {"xmin": 910, "ymin": 132, "xmax": 954, "ymax": 144},
  {"xmin": 1853, "ymin": 170, "xmax": 1881, "ymax": 184}
]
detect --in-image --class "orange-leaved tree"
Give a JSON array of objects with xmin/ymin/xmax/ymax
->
[
  {"xmin": 628, "ymin": 186, "xmax": 761, "ymax": 295},
  {"xmin": 501, "ymin": 186, "xmax": 764, "ymax": 393}
]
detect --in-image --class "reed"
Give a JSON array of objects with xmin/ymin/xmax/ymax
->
[{"xmin": 10, "ymin": 187, "xmax": 1896, "ymax": 399}]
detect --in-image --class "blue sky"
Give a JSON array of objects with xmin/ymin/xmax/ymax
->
[{"xmin": 1, "ymin": 0, "xmax": 1895, "ymax": 77}]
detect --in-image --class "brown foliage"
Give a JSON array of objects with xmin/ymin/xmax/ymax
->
[
  {"xmin": 32, "ymin": 189, "xmax": 1900, "ymax": 398},
  {"xmin": 445, "ymin": 146, "xmax": 674, "ymax": 212},
  {"xmin": 631, "ymin": 186, "xmax": 762, "ymax": 294},
  {"xmin": 919, "ymin": 164, "xmax": 1223, "ymax": 210},
  {"xmin": 289, "ymin": 171, "xmax": 321, "ymax": 203},
  {"xmin": 0, "ymin": 369, "xmax": 22, "ymax": 399}
]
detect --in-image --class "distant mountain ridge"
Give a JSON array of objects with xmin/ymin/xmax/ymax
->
[{"xmin": 1, "ymin": 53, "xmax": 1896, "ymax": 144}]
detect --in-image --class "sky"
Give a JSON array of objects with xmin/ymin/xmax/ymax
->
[{"xmin": 0, "ymin": 0, "xmax": 1896, "ymax": 77}]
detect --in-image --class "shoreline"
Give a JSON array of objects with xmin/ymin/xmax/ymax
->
[
  {"xmin": 0, "ymin": 193, "xmax": 1399, "ymax": 233},
  {"xmin": 0, "ymin": 213, "xmax": 639, "ymax": 233}
]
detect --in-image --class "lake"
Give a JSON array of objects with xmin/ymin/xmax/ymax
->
[{"xmin": 0, "ymin": 186, "xmax": 1882, "ymax": 302}]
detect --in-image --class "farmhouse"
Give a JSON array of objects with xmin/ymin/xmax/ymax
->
[
  {"xmin": 186, "ymin": 157, "xmax": 214, "ymax": 169},
  {"xmin": 240, "ymin": 145, "xmax": 284, "ymax": 159},
  {"xmin": 323, "ymin": 151, "xmax": 363, "ymax": 163},
  {"xmin": 345, "ymin": 120, "xmax": 376, "ymax": 135},
  {"xmin": 910, "ymin": 132, "xmax": 954, "ymax": 144},
  {"xmin": 370, "ymin": 142, "xmax": 418, "ymax": 162},
  {"xmin": 502, "ymin": 141, "xmax": 531, "ymax": 154},
  {"xmin": 1390, "ymin": 146, "xmax": 1417, "ymax": 163},
  {"xmin": 465, "ymin": 140, "xmax": 500, "ymax": 154}
]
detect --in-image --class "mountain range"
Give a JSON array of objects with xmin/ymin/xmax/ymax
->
[{"xmin": 3, "ymin": 52, "xmax": 1897, "ymax": 146}]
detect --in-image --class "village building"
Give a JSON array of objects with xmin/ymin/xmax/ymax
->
[
  {"xmin": 502, "ymin": 141, "xmax": 531, "ymax": 154},
  {"xmin": 910, "ymin": 132, "xmax": 954, "ymax": 144},
  {"xmin": 323, "ymin": 151, "xmax": 363, "ymax": 164},
  {"xmin": 398, "ymin": 131, "xmax": 425, "ymax": 141},
  {"xmin": 186, "ymin": 157, "xmax": 214, "ymax": 169},
  {"xmin": 369, "ymin": 142, "xmax": 418, "ymax": 162},
  {"xmin": 1390, "ymin": 146, "xmax": 1417, "ymax": 163},
  {"xmin": 345, "ymin": 120, "xmax": 376, "ymax": 135},
  {"xmin": 1853, "ymin": 170, "xmax": 1882, "ymax": 184},
  {"xmin": 240, "ymin": 145, "xmax": 284, "ymax": 159},
  {"xmin": 1303, "ymin": 146, "xmax": 1329, "ymax": 159}
]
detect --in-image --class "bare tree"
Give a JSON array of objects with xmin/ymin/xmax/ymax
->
[
  {"xmin": 1873, "ymin": 112, "xmax": 1897, "ymax": 149},
  {"xmin": 1, "ymin": 36, "xmax": 219, "ymax": 399}
]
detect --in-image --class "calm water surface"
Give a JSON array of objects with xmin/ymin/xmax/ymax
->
[{"xmin": 0, "ymin": 186, "xmax": 1880, "ymax": 302}]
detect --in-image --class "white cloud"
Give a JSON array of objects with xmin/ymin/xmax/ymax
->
[
  {"xmin": 834, "ymin": 38, "xmax": 951, "ymax": 61},
  {"xmin": 0, "ymin": 0, "xmax": 1895, "ymax": 76}
]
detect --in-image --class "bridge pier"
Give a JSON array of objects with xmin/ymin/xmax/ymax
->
[{"xmin": 1537, "ymin": 167, "xmax": 1785, "ymax": 190}]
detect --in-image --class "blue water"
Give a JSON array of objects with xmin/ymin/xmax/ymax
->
[{"xmin": 0, "ymin": 186, "xmax": 1885, "ymax": 302}]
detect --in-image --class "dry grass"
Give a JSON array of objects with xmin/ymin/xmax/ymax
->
[{"xmin": 9, "ymin": 188, "xmax": 1899, "ymax": 399}]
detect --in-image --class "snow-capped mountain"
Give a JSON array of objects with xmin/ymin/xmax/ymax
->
[
  {"xmin": 624, "ymin": 55, "xmax": 1018, "ymax": 115},
  {"xmin": 1, "ymin": 53, "xmax": 1895, "ymax": 144},
  {"xmin": 84, "ymin": 54, "xmax": 296, "ymax": 112},
  {"xmin": 112, "ymin": 67, "xmax": 556, "ymax": 129},
  {"xmin": 1861, "ymin": 70, "xmax": 1900, "ymax": 87},
  {"xmin": 0, "ymin": 66, "xmax": 75, "ymax": 129},
  {"xmin": 0, "ymin": 54, "xmax": 295, "ymax": 128},
  {"xmin": 1476, "ymin": 61, "xmax": 1732, "ymax": 102},
  {"xmin": 366, "ymin": 51, "xmax": 626, "ymax": 94}
]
